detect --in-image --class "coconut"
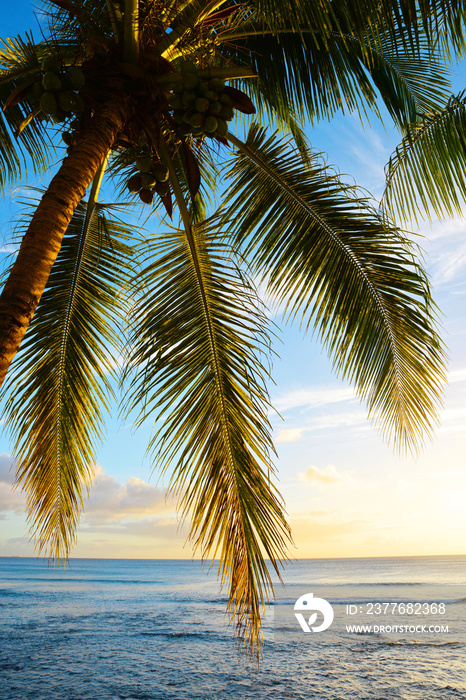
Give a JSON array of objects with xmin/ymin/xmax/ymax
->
[
  {"xmin": 58, "ymin": 91, "xmax": 77, "ymax": 112},
  {"xmin": 204, "ymin": 115, "xmax": 218, "ymax": 133},
  {"xmin": 72, "ymin": 94, "xmax": 85, "ymax": 113},
  {"xmin": 155, "ymin": 181, "xmax": 170, "ymax": 196},
  {"xmin": 209, "ymin": 101, "xmax": 222, "ymax": 115},
  {"xmin": 208, "ymin": 78, "xmax": 225, "ymax": 93},
  {"xmin": 188, "ymin": 112, "xmax": 204, "ymax": 128},
  {"xmin": 216, "ymin": 118, "xmax": 228, "ymax": 137},
  {"xmin": 67, "ymin": 67, "xmax": 85, "ymax": 89},
  {"xmin": 204, "ymin": 90, "xmax": 218, "ymax": 102},
  {"xmin": 181, "ymin": 90, "xmax": 197, "ymax": 106},
  {"xmin": 39, "ymin": 91, "xmax": 58, "ymax": 115},
  {"xmin": 142, "ymin": 172, "xmax": 157, "ymax": 189},
  {"xmin": 197, "ymin": 81, "xmax": 209, "ymax": 96},
  {"xmin": 31, "ymin": 81, "xmax": 44, "ymax": 102},
  {"xmin": 41, "ymin": 55, "xmax": 61, "ymax": 73},
  {"xmin": 152, "ymin": 163, "xmax": 169, "ymax": 182},
  {"xmin": 136, "ymin": 155, "xmax": 153, "ymax": 173},
  {"xmin": 127, "ymin": 174, "xmax": 143, "ymax": 193},
  {"xmin": 195, "ymin": 97, "xmax": 210, "ymax": 113},
  {"xmin": 42, "ymin": 71, "xmax": 62, "ymax": 92},
  {"xmin": 139, "ymin": 189, "xmax": 154, "ymax": 204}
]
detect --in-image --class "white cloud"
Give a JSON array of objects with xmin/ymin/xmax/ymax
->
[
  {"xmin": 275, "ymin": 428, "xmax": 303, "ymax": 443},
  {"xmin": 83, "ymin": 465, "xmax": 173, "ymax": 524},
  {"xmin": 298, "ymin": 464, "xmax": 350, "ymax": 485},
  {"xmin": 272, "ymin": 386, "xmax": 356, "ymax": 412}
]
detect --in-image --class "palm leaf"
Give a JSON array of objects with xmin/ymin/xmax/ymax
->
[
  {"xmin": 123, "ymin": 213, "xmax": 290, "ymax": 657},
  {"xmin": 224, "ymin": 125, "xmax": 446, "ymax": 453},
  {"xmin": 0, "ymin": 193, "xmax": 134, "ymax": 559},
  {"xmin": 0, "ymin": 34, "xmax": 54, "ymax": 190},
  {"xmin": 223, "ymin": 21, "xmax": 451, "ymax": 131},
  {"xmin": 382, "ymin": 91, "xmax": 466, "ymax": 223}
]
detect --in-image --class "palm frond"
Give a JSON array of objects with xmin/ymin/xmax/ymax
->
[
  {"xmin": 0, "ymin": 193, "xmax": 134, "ymax": 560},
  {"xmin": 224, "ymin": 125, "xmax": 446, "ymax": 453},
  {"xmin": 247, "ymin": 0, "xmax": 466, "ymax": 54},
  {"xmin": 0, "ymin": 35, "xmax": 55, "ymax": 190},
  {"xmin": 123, "ymin": 214, "xmax": 290, "ymax": 657},
  {"xmin": 382, "ymin": 91, "xmax": 466, "ymax": 224},
  {"xmin": 226, "ymin": 24, "xmax": 451, "ymax": 130}
]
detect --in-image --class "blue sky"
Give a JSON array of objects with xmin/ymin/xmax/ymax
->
[{"xmin": 0, "ymin": 2, "xmax": 465, "ymax": 559}]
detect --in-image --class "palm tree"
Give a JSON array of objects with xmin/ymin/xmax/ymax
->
[{"xmin": 0, "ymin": 0, "xmax": 460, "ymax": 654}]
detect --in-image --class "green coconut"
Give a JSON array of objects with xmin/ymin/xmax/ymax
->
[
  {"xmin": 204, "ymin": 115, "xmax": 218, "ymax": 133},
  {"xmin": 216, "ymin": 118, "xmax": 228, "ymax": 137},
  {"xmin": 155, "ymin": 181, "xmax": 170, "ymax": 196},
  {"xmin": 136, "ymin": 155, "xmax": 153, "ymax": 173},
  {"xmin": 221, "ymin": 106, "xmax": 235, "ymax": 121},
  {"xmin": 208, "ymin": 78, "xmax": 225, "ymax": 93},
  {"xmin": 209, "ymin": 100, "xmax": 222, "ymax": 115},
  {"xmin": 181, "ymin": 90, "xmax": 197, "ymax": 106},
  {"xmin": 188, "ymin": 112, "xmax": 204, "ymax": 128},
  {"xmin": 152, "ymin": 163, "xmax": 169, "ymax": 182},
  {"xmin": 31, "ymin": 81, "xmax": 44, "ymax": 102},
  {"xmin": 72, "ymin": 93, "xmax": 85, "ymax": 113},
  {"xmin": 39, "ymin": 91, "xmax": 58, "ymax": 115},
  {"xmin": 42, "ymin": 71, "xmax": 62, "ymax": 92},
  {"xmin": 194, "ymin": 97, "xmax": 210, "ymax": 113},
  {"xmin": 204, "ymin": 90, "xmax": 218, "ymax": 102},
  {"xmin": 41, "ymin": 55, "xmax": 61, "ymax": 73},
  {"xmin": 67, "ymin": 67, "xmax": 85, "ymax": 89},
  {"xmin": 142, "ymin": 172, "xmax": 157, "ymax": 189},
  {"xmin": 197, "ymin": 81, "xmax": 209, "ymax": 96}
]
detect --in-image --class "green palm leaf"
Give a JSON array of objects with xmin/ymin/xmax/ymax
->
[
  {"xmin": 382, "ymin": 91, "xmax": 466, "ymax": 223},
  {"xmin": 0, "ymin": 34, "xmax": 54, "ymax": 189},
  {"xmin": 123, "ymin": 214, "xmax": 290, "ymax": 657},
  {"xmin": 224, "ymin": 125, "xmax": 446, "ymax": 452},
  {"xmin": 225, "ymin": 23, "xmax": 451, "ymax": 130},
  {"xmin": 0, "ymin": 193, "xmax": 134, "ymax": 559}
]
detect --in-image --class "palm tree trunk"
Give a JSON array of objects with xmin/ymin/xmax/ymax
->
[{"xmin": 0, "ymin": 97, "xmax": 131, "ymax": 386}]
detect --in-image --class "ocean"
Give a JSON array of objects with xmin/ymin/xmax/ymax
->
[{"xmin": 0, "ymin": 556, "xmax": 465, "ymax": 699}]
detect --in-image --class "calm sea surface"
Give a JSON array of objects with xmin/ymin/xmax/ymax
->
[{"xmin": 0, "ymin": 556, "xmax": 465, "ymax": 699}]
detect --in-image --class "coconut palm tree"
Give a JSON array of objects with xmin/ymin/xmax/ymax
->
[{"xmin": 0, "ymin": 0, "xmax": 460, "ymax": 654}]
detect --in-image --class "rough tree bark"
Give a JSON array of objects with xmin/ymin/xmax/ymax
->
[{"xmin": 0, "ymin": 96, "xmax": 131, "ymax": 386}]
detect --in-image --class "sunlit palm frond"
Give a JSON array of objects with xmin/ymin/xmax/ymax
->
[
  {"xmin": 123, "ymin": 216, "xmax": 290, "ymax": 657},
  {"xmin": 225, "ymin": 21, "xmax": 450, "ymax": 131},
  {"xmin": 0, "ymin": 194, "xmax": 134, "ymax": 560},
  {"xmin": 382, "ymin": 92, "xmax": 466, "ymax": 224},
  {"xmin": 224, "ymin": 125, "xmax": 446, "ymax": 453}
]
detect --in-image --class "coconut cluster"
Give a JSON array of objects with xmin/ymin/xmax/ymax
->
[
  {"xmin": 168, "ymin": 61, "xmax": 233, "ymax": 138},
  {"xmin": 127, "ymin": 156, "xmax": 170, "ymax": 204},
  {"xmin": 30, "ymin": 55, "xmax": 85, "ymax": 122}
]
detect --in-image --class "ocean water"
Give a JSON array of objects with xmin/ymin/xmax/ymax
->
[{"xmin": 0, "ymin": 556, "xmax": 465, "ymax": 699}]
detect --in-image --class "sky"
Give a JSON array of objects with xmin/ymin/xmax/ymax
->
[{"xmin": 0, "ymin": 1, "xmax": 465, "ymax": 561}]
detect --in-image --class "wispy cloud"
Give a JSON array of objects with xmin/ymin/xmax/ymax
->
[
  {"xmin": 298, "ymin": 464, "xmax": 351, "ymax": 485},
  {"xmin": 275, "ymin": 428, "xmax": 303, "ymax": 443},
  {"xmin": 272, "ymin": 385, "xmax": 356, "ymax": 412},
  {"xmin": 83, "ymin": 465, "xmax": 174, "ymax": 524}
]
